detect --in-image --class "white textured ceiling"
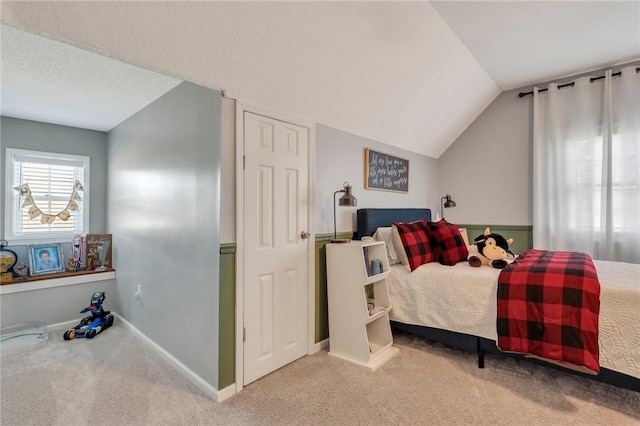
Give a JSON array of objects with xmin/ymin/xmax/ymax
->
[
  {"xmin": 431, "ymin": 1, "xmax": 640, "ymax": 90},
  {"xmin": 1, "ymin": 1, "xmax": 638, "ymax": 157},
  {"xmin": 0, "ymin": 1, "xmax": 498, "ymax": 158},
  {"xmin": 0, "ymin": 24, "xmax": 181, "ymax": 132}
]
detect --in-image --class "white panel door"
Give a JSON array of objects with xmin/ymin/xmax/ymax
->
[{"xmin": 243, "ymin": 111, "xmax": 309, "ymax": 385}]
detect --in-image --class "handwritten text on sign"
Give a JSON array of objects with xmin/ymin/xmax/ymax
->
[{"xmin": 365, "ymin": 148, "xmax": 409, "ymax": 192}]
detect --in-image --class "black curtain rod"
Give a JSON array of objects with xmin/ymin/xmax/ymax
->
[
  {"xmin": 519, "ymin": 81, "xmax": 576, "ymax": 97},
  {"xmin": 588, "ymin": 71, "xmax": 621, "ymax": 83},
  {"xmin": 518, "ymin": 67, "xmax": 639, "ymax": 98}
]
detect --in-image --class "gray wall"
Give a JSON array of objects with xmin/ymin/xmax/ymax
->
[
  {"xmin": 437, "ymin": 89, "xmax": 532, "ymax": 225},
  {"xmin": 315, "ymin": 125, "xmax": 439, "ymax": 234},
  {"xmin": 0, "ymin": 116, "xmax": 109, "ymax": 236},
  {"xmin": 219, "ymin": 119, "xmax": 439, "ymax": 238},
  {"xmin": 1, "ymin": 280, "xmax": 118, "ymax": 326},
  {"xmin": 107, "ymin": 81, "xmax": 222, "ymax": 388},
  {"xmin": 0, "ymin": 116, "xmax": 113, "ymax": 327},
  {"xmin": 438, "ymin": 60, "xmax": 640, "ymax": 226}
]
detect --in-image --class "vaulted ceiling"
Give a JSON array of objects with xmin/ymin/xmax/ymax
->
[
  {"xmin": 1, "ymin": 25, "xmax": 182, "ymax": 132},
  {"xmin": 2, "ymin": 1, "xmax": 638, "ymax": 158}
]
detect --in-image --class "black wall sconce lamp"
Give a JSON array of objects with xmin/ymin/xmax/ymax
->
[
  {"xmin": 440, "ymin": 194, "xmax": 456, "ymax": 219},
  {"xmin": 333, "ymin": 182, "xmax": 357, "ymax": 243}
]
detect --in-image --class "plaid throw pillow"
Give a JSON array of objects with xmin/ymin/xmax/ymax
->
[
  {"xmin": 392, "ymin": 220, "xmax": 436, "ymax": 271},
  {"xmin": 426, "ymin": 220, "xmax": 469, "ymax": 266}
]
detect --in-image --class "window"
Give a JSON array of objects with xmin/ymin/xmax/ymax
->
[
  {"xmin": 4, "ymin": 148, "xmax": 90, "ymax": 242},
  {"xmin": 533, "ymin": 65, "xmax": 639, "ymax": 263},
  {"xmin": 572, "ymin": 133, "xmax": 639, "ymax": 233}
]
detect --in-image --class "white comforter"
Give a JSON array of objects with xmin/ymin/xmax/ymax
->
[{"xmin": 387, "ymin": 260, "xmax": 640, "ymax": 379}]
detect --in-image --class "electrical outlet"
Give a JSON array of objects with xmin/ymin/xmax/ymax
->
[{"xmin": 134, "ymin": 285, "xmax": 142, "ymax": 300}]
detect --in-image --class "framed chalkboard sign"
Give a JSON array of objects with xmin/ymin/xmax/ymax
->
[{"xmin": 364, "ymin": 148, "xmax": 409, "ymax": 192}]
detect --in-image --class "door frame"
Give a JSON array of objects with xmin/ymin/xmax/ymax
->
[{"xmin": 235, "ymin": 100, "xmax": 317, "ymax": 394}]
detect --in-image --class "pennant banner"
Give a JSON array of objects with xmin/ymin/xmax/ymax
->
[
  {"xmin": 41, "ymin": 214, "xmax": 56, "ymax": 224},
  {"xmin": 21, "ymin": 194, "xmax": 34, "ymax": 208},
  {"xmin": 28, "ymin": 206, "xmax": 42, "ymax": 219},
  {"xmin": 14, "ymin": 184, "xmax": 30, "ymax": 196},
  {"xmin": 15, "ymin": 180, "xmax": 84, "ymax": 224}
]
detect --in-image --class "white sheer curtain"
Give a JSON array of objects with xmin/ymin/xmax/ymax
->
[{"xmin": 533, "ymin": 65, "xmax": 640, "ymax": 264}]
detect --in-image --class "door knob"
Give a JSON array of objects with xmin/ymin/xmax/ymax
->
[{"xmin": 300, "ymin": 231, "xmax": 310, "ymax": 239}]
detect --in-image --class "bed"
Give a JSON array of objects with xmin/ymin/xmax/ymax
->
[{"xmin": 356, "ymin": 208, "xmax": 640, "ymax": 391}]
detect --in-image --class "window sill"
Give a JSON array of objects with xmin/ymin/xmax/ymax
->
[
  {"xmin": 3, "ymin": 235, "xmax": 85, "ymax": 246},
  {"xmin": 0, "ymin": 269, "xmax": 116, "ymax": 294}
]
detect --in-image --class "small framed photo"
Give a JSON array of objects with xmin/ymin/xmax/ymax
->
[{"xmin": 28, "ymin": 243, "xmax": 64, "ymax": 276}]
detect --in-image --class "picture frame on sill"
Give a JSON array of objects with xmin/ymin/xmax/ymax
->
[
  {"xmin": 86, "ymin": 234, "xmax": 112, "ymax": 270},
  {"xmin": 28, "ymin": 243, "xmax": 65, "ymax": 276}
]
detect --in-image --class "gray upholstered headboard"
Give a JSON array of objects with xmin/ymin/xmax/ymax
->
[{"xmin": 356, "ymin": 208, "xmax": 432, "ymax": 239}]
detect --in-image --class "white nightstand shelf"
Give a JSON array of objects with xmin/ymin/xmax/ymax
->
[
  {"xmin": 365, "ymin": 306, "xmax": 392, "ymax": 324},
  {"xmin": 326, "ymin": 240, "xmax": 399, "ymax": 372},
  {"xmin": 364, "ymin": 270, "xmax": 390, "ymax": 285}
]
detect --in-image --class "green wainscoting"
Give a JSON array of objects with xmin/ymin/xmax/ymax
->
[
  {"xmin": 458, "ymin": 224, "xmax": 533, "ymax": 256},
  {"xmin": 314, "ymin": 232, "xmax": 354, "ymax": 343},
  {"xmin": 218, "ymin": 226, "xmax": 527, "ymax": 389},
  {"xmin": 218, "ymin": 243, "xmax": 236, "ymax": 390},
  {"xmin": 218, "ymin": 235, "xmax": 349, "ymax": 390}
]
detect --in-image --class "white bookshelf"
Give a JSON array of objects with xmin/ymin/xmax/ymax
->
[{"xmin": 326, "ymin": 240, "xmax": 399, "ymax": 371}]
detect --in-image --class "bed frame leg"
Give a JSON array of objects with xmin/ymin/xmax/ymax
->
[
  {"xmin": 477, "ymin": 339, "xmax": 485, "ymax": 368},
  {"xmin": 478, "ymin": 350, "xmax": 485, "ymax": 368}
]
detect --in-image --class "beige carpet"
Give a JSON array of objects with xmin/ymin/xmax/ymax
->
[{"xmin": 1, "ymin": 322, "xmax": 639, "ymax": 425}]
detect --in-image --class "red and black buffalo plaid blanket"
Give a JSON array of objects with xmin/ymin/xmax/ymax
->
[{"xmin": 497, "ymin": 249, "xmax": 601, "ymax": 374}]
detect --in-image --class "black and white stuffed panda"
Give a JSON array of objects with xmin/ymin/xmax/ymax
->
[{"xmin": 468, "ymin": 228, "xmax": 515, "ymax": 269}]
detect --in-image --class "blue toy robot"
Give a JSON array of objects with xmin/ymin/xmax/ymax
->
[{"xmin": 63, "ymin": 292, "xmax": 114, "ymax": 340}]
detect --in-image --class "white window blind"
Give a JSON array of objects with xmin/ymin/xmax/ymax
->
[{"xmin": 5, "ymin": 149, "xmax": 90, "ymax": 241}]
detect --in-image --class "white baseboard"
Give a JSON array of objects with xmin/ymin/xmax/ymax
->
[
  {"xmin": 216, "ymin": 383, "xmax": 236, "ymax": 402},
  {"xmin": 47, "ymin": 318, "xmax": 81, "ymax": 331},
  {"xmin": 319, "ymin": 338, "xmax": 329, "ymax": 351},
  {"xmin": 310, "ymin": 338, "xmax": 329, "ymax": 354},
  {"xmin": 112, "ymin": 313, "xmax": 227, "ymax": 401},
  {"xmin": 47, "ymin": 313, "xmax": 236, "ymax": 402}
]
